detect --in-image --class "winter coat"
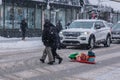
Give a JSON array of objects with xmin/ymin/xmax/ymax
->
[
  {"xmin": 50, "ymin": 26, "xmax": 59, "ymax": 48},
  {"xmin": 56, "ymin": 22, "xmax": 63, "ymax": 33},
  {"xmin": 42, "ymin": 22, "xmax": 58, "ymax": 48},
  {"xmin": 20, "ymin": 20, "xmax": 28, "ymax": 32}
]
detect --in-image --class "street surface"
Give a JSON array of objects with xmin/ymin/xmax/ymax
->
[{"xmin": 0, "ymin": 39, "xmax": 120, "ymax": 80}]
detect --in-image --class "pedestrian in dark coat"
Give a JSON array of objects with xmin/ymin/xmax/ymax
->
[
  {"xmin": 50, "ymin": 25, "xmax": 63, "ymax": 64},
  {"xmin": 56, "ymin": 20, "xmax": 63, "ymax": 33},
  {"xmin": 56, "ymin": 20, "xmax": 63, "ymax": 49},
  {"xmin": 40, "ymin": 19, "xmax": 54, "ymax": 65},
  {"xmin": 20, "ymin": 19, "xmax": 28, "ymax": 40}
]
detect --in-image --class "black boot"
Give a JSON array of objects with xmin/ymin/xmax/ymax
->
[
  {"xmin": 58, "ymin": 58, "xmax": 63, "ymax": 64},
  {"xmin": 40, "ymin": 59, "xmax": 45, "ymax": 63},
  {"xmin": 47, "ymin": 61, "xmax": 54, "ymax": 65}
]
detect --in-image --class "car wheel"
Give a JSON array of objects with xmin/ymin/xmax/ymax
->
[
  {"xmin": 104, "ymin": 36, "xmax": 111, "ymax": 47},
  {"xmin": 88, "ymin": 37, "xmax": 95, "ymax": 49}
]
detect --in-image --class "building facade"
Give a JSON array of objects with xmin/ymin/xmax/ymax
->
[
  {"xmin": 79, "ymin": 0, "xmax": 120, "ymax": 24},
  {"xmin": 0, "ymin": 0, "xmax": 81, "ymax": 37}
]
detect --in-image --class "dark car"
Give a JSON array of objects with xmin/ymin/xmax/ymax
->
[{"xmin": 111, "ymin": 21, "xmax": 120, "ymax": 41}]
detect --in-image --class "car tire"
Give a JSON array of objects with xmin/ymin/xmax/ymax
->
[
  {"xmin": 88, "ymin": 37, "xmax": 95, "ymax": 49},
  {"xmin": 104, "ymin": 36, "xmax": 111, "ymax": 47}
]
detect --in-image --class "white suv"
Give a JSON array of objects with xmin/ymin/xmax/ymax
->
[{"xmin": 59, "ymin": 19, "xmax": 111, "ymax": 48}]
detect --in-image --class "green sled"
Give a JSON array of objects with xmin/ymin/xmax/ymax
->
[{"xmin": 69, "ymin": 52, "xmax": 79, "ymax": 59}]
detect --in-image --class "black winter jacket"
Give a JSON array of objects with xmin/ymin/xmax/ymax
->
[
  {"xmin": 42, "ymin": 22, "xmax": 58, "ymax": 47},
  {"xmin": 20, "ymin": 20, "xmax": 28, "ymax": 32}
]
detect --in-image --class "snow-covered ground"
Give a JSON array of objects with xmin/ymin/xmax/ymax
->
[
  {"xmin": 96, "ymin": 68, "xmax": 120, "ymax": 80},
  {"xmin": 0, "ymin": 36, "xmax": 43, "ymax": 49}
]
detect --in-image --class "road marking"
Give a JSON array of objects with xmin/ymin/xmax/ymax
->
[
  {"xmin": 96, "ymin": 52, "xmax": 120, "ymax": 62},
  {"xmin": 96, "ymin": 68, "xmax": 120, "ymax": 80},
  {"xmin": 43, "ymin": 62, "xmax": 83, "ymax": 72},
  {"xmin": 0, "ymin": 76, "xmax": 9, "ymax": 80},
  {"xmin": 1, "ymin": 51, "xmax": 119, "ymax": 80},
  {"xmin": 35, "ymin": 68, "xmax": 51, "ymax": 74},
  {"xmin": 14, "ymin": 70, "xmax": 41, "ymax": 79},
  {"xmin": 3, "ymin": 74, "xmax": 23, "ymax": 80},
  {"xmin": 64, "ymin": 63, "xmax": 120, "ymax": 80},
  {"xmin": 0, "ymin": 43, "xmax": 119, "ymax": 63},
  {"xmin": 94, "ymin": 44, "xmax": 120, "ymax": 52},
  {"xmin": 0, "ymin": 44, "xmax": 120, "ymax": 80}
]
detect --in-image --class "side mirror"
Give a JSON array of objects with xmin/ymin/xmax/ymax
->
[{"xmin": 95, "ymin": 25, "xmax": 101, "ymax": 29}]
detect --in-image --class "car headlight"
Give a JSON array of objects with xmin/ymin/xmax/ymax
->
[
  {"xmin": 81, "ymin": 32, "xmax": 90, "ymax": 35},
  {"xmin": 59, "ymin": 31, "xmax": 63, "ymax": 36}
]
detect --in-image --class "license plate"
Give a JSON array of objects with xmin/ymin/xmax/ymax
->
[{"xmin": 65, "ymin": 36, "xmax": 76, "ymax": 39}]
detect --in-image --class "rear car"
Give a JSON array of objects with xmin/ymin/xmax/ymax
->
[{"xmin": 111, "ymin": 21, "xmax": 120, "ymax": 41}]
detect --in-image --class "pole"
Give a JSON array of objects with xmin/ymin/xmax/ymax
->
[{"xmin": 47, "ymin": 0, "xmax": 50, "ymax": 20}]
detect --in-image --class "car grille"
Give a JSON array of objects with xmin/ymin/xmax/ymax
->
[
  {"xmin": 63, "ymin": 32, "xmax": 80, "ymax": 37},
  {"xmin": 112, "ymin": 37, "xmax": 120, "ymax": 39},
  {"xmin": 63, "ymin": 41, "xmax": 80, "ymax": 45},
  {"xmin": 112, "ymin": 32, "xmax": 120, "ymax": 35}
]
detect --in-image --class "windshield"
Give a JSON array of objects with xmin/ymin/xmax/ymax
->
[
  {"xmin": 69, "ymin": 21, "xmax": 94, "ymax": 29},
  {"xmin": 113, "ymin": 23, "xmax": 120, "ymax": 30},
  {"xmin": 107, "ymin": 23, "xmax": 113, "ymax": 28}
]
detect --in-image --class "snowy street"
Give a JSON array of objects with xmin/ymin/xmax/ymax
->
[
  {"xmin": 0, "ymin": 0, "xmax": 120, "ymax": 79},
  {"xmin": 0, "ymin": 37, "xmax": 120, "ymax": 80}
]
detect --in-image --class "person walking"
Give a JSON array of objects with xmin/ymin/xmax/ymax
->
[
  {"xmin": 50, "ymin": 24, "xmax": 63, "ymax": 64},
  {"xmin": 20, "ymin": 19, "xmax": 28, "ymax": 40},
  {"xmin": 56, "ymin": 20, "xmax": 63, "ymax": 33},
  {"xmin": 56, "ymin": 20, "xmax": 63, "ymax": 49},
  {"xmin": 40, "ymin": 19, "xmax": 54, "ymax": 65}
]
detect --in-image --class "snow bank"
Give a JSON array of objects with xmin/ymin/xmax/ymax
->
[{"xmin": 0, "ymin": 37, "xmax": 43, "ymax": 49}]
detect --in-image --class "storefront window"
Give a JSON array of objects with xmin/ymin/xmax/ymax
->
[
  {"xmin": 113, "ymin": 13, "xmax": 118, "ymax": 23},
  {"xmin": 35, "ymin": 8, "xmax": 41, "ymax": 29},
  {"xmin": 118, "ymin": 14, "xmax": 120, "ymax": 22},
  {"xmin": 44, "ymin": 9, "xmax": 50, "ymax": 20},
  {"xmin": 57, "ymin": 9, "xmax": 65, "ymax": 29},
  {"xmin": 0, "ymin": 5, "xmax": 3, "ymax": 29},
  {"xmin": 51, "ymin": 11, "xmax": 56, "ymax": 25},
  {"xmin": 28, "ymin": 8, "xmax": 35, "ymax": 29},
  {"xmin": 72, "ymin": 9, "xmax": 77, "ymax": 20},
  {"xmin": 14, "ymin": 7, "xmax": 27, "ymax": 29},
  {"xmin": 66, "ymin": 9, "xmax": 72, "ymax": 25},
  {"xmin": 5, "ymin": 6, "xmax": 14, "ymax": 29}
]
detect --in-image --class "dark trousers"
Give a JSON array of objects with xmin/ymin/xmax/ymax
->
[
  {"xmin": 22, "ymin": 30, "xmax": 26, "ymax": 40},
  {"xmin": 51, "ymin": 47, "xmax": 61, "ymax": 61}
]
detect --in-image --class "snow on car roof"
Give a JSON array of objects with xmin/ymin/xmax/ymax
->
[{"xmin": 74, "ymin": 19, "xmax": 105, "ymax": 22}]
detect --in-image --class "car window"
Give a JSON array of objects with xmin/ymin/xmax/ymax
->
[
  {"xmin": 99, "ymin": 22, "xmax": 105, "ymax": 28},
  {"xmin": 107, "ymin": 23, "xmax": 113, "ymax": 28},
  {"xmin": 69, "ymin": 21, "xmax": 94, "ymax": 29},
  {"xmin": 94, "ymin": 21, "xmax": 105, "ymax": 29},
  {"xmin": 113, "ymin": 23, "xmax": 120, "ymax": 30}
]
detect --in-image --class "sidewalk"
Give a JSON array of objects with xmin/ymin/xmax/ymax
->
[
  {"xmin": 0, "ymin": 37, "xmax": 43, "ymax": 49},
  {"xmin": 0, "ymin": 37, "xmax": 41, "ymax": 43}
]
